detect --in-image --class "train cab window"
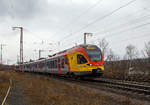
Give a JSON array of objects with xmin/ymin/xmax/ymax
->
[{"xmin": 77, "ymin": 54, "xmax": 87, "ymax": 64}]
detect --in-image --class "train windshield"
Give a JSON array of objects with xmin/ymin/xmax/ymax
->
[
  {"xmin": 86, "ymin": 50, "xmax": 101, "ymax": 61},
  {"xmin": 83, "ymin": 45, "xmax": 102, "ymax": 61}
]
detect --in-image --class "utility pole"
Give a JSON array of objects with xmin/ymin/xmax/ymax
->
[
  {"xmin": 12, "ymin": 27, "xmax": 23, "ymax": 72},
  {"xmin": 0, "ymin": 44, "xmax": 6, "ymax": 64},
  {"xmin": 84, "ymin": 33, "xmax": 93, "ymax": 44},
  {"xmin": 34, "ymin": 49, "xmax": 52, "ymax": 59},
  {"xmin": 39, "ymin": 50, "xmax": 52, "ymax": 59},
  {"xmin": 39, "ymin": 49, "xmax": 44, "ymax": 59},
  {"xmin": 17, "ymin": 54, "xmax": 19, "ymax": 64}
]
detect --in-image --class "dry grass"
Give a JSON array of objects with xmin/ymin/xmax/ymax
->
[
  {"xmin": 9, "ymin": 72, "xmax": 139, "ymax": 105},
  {"xmin": 0, "ymin": 71, "xmax": 144, "ymax": 105},
  {"xmin": 0, "ymin": 71, "xmax": 10, "ymax": 103}
]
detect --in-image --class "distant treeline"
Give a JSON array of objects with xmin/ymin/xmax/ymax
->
[
  {"xmin": 103, "ymin": 58, "xmax": 150, "ymax": 82},
  {"xmin": 0, "ymin": 64, "xmax": 13, "ymax": 71}
]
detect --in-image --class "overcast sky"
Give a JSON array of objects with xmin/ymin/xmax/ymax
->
[{"xmin": 0, "ymin": 0, "xmax": 150, "ymax": 64}]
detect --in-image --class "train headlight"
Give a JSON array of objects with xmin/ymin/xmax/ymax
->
[{"xmin": 87, "ymin": 63, "xmax": 92, "ymax": 66}]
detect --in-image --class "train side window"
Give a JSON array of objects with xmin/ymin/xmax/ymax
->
[
  {"xmin": 55, "ymin": 60, "xmax": 57, "ymax": 68},
  {"xmin": 61, "ymin": 59, "xmax": 64, "ymax": 68},
  {"xmin": 77, "ymin": 54, "xmax": 87, "ymax": 64},
  {"xmin": 58, "ymin": 58, "xmax": 60, "ymax": 63},
  {"xmin": 42, "ymin": 62, "xmax": 45, "ymax": 68},
  {"xmin": 47, "ymin": 62, "xmax": 49, "ymax": 68},
  {"xmin": 27, "ymin": 65, "xmax": 29, "ymax": 68},
  {"xmin": 36, "ymin": 64, "xmax": 38, "ymax": 68},
  {"xmin": 51, "ymin": 61, "xmax": 53, "ymax": 68},
  {"xmin": 52, "ymin": 61, "xmax": 54, "ymax": 68},
  {"xmin": 50, "ymin": 61, "xmax": 53, "ymax": 68},
  {"xmin": 65, "ymin": 58, "xmax": 68, "ymax": 64},
  {"xmin": 34, "ymin": 64, "xmax": 36, "ymax": 68}
]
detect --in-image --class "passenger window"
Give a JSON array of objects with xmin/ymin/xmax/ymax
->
[
  {"xmin": 54, "ymin": 60, "xmax": 57, "ymax": 68},
  {"xmin": 61, "ymin": 59, "xmax": 65, "ymax": 68},
  {"xmin": 65, "ymin": 57, "xmax": 68, "ymax": 64},
  {"xmin": 77, "ymin": 54, "xmax": 87, "ymax": 64}
]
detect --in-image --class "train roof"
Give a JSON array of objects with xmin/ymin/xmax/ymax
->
[
  {"xmin": 55, "ymin": 44, "xmax": 99, "ymax": 55},
  {"xmin": 22, "ymin": 44, "xmax": 99, "ymax": 65}
]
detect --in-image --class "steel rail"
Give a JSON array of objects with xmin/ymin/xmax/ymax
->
[
  {"xmin": 50, "ymin": 75, "xmax": 150, "ymax": 97},
  {"xmin": 95, "ymin": 79, "xmax": 150, "ymax": 95}
]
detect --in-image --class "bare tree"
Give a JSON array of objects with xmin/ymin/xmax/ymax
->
[
  {"xmin": 125, "ymin": 44, "xmax": 139, "ymax": 60},
  {"xmin": 144, "ymin": 41, "xmax": 150, "ymax": 58},
  {"xmin": 142, "ymin": 41, "xmax": 150, "ymax": 76},
  {"xmin": 124, "ymin": 44, "xmax": 139, "ymax": 78},
  {"xmin": 106, "ymin": 48, "xmax": 120, "ymax": 61},
  {"xmin": 106, "ymin": 49, "xmax": 114, "ymax": 61},
  {"xmin": 98, "ymin": 38, "xmax": 109, "ymax": 60}
]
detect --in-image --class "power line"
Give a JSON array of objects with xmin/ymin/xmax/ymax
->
[
  {"xmin": 23, "ymin": 28, "xmax": 44, "ymax": 41},
  {"xmin": 63, "ymin": 13, "xmax": 150, "ymax": 47},
  {"xmin": 100, "ymin": 21, "xmax": 150, "ymax": 38},
  {"xmin": 87, "ymin": 20, "xmax": 150, "ymax": 45},
  {"xmin": 64, "ymin": 0, "xmax": 103, "ymax": 28},
  {"xmin": 59, "ymin": 6, "xmax": 150, "ymax": 46},
  {"xmin": 62, "ymin": 17, "xmax": 150, "ymax": 49},
  {"xmin": 48, "ymin": 0, "xmax": 103, "ymax": 41},
  {"xmin": 94, "ymin": 11, "xmax": 150, "ymax": 36},
  {"xmin": 92, "ymin": 7, "xmax": 150, "ymax": 32},
  {"xmin": 59, "ymin": 0, "xmax": 138, "ymax": 42},
  {"xmin": 84, "ymin": 15, "xmax": 150, "ymax": 44},
  {"xmin": 111, "ymin": 32, "xmax": 150, "ymax": 49},
  {"xmin": 71, "ymin": 0, "xmax": 103, "ymax": 21}
]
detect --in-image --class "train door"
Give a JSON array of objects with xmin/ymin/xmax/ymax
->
[
  {"xmin": 67, "ymin": 53, "xmax": 77, "ymax": 71},
  {"xmin": 40, "ymin": 62, "xmax": 42, "ymax": 72},
  {"xmin": 76, "ymin": 53, "xmax": 88, "ymax": 71},
  {"xmin": 60, "ymin": 56, "xmax": 69, "ymax": 74}
]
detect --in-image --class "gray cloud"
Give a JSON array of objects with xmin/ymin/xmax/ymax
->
[
  {"xmin": 0, "ymin": 0, "xmax": 150, "ymax": 64},
  {"xmin": 0, "ymin": 0, "xmax": 46, "ymax": 19}
]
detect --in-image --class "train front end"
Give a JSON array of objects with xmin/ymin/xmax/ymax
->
[
  {"xmin": 82, "ymin": 45, "xmax": 104, "ymax": 76},
  {"xmin": 70, "ymin": 44, "xmax": 104, "ymax": 77}
]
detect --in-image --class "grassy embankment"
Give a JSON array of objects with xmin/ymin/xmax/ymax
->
[
  {"xmin": 0, "ymin": 70, "xmax": 144, "ymax": 105},
  {"xmin": 10, "ymin": 72, "xmax": 141, "ymax": 105},
  {"xmin": 0, "ymin": 71, "xmax": 10, "ymax": 104}
]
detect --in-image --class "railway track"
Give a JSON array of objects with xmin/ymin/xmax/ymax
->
[
  {"xmin": 24, "ymin": 72, "xmax": 150, "ymax": 101},
  {"xmin": 95, "ymin": 79, "xmax": 150, "ymax": 95},
  {"xmin": 50, "ymin": 75, "xmax": 150, "ymax": 101}
]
